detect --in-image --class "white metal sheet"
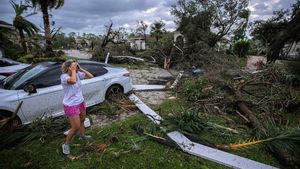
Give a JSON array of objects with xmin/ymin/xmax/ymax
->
[
  {"xmin": 132, "ymin": 85, "xmax": 166, "ymax": 91},
  {"xmin": 129, "ymin": 94, "xmax": 162, "ymax": 124},
  {"xmin": 167, "ymin": 131, "xmax": 278, "ymax": 169}
]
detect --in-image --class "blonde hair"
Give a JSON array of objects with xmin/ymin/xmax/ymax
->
[{"xmin": 61, "ymin": 59, "xmax": 76, "ymax": 73}]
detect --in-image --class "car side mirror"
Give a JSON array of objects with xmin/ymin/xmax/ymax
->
[{"xmin": 24, "ymin": 84, "xmax": 37, "ymax": 94}]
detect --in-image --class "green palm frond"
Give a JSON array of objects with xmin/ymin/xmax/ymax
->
[
  {"xmin": 11, "ymin": 0, "xmax": 39, "ymax": 37},
  {"xmin": 30, "ymin": 0, "xmax": 64, "ymax": 10},
  {"xmin": 217, "ymin": 125, "xmax": 300, "ymax": 158},
  {"xmin": 10, "ymin": 0, "xmax": 29, "ymax": 16},
  {"xmin": 165, "ymin": 111, "xmax": 206, "ymax": 134}
]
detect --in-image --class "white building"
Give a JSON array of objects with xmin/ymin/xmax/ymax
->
[
  {"xmin": 128, "ymin": 36, "xmax": 146, "ymax": 50},
  {"xmin": 288, "ymin": 42, "xmax": 300, "ymax": 58}
]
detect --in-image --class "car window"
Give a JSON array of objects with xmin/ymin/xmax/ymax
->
[
  {"xmin": 32, "ymin": 67, "xmax": 61, "ymax": 88},
  {"xmin": 80, "ymin": 64, "xmax": 108, "ymax": 77},
  {"xmin": 5, "ymin": 65, "xmax": 47, "ymax": 90}
]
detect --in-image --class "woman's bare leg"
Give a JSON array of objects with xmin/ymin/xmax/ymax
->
[
  {"xmin": 66, "ymin": 115, "xmax": 81, "ymax": 144},
  {"xmin": 79, "ymin": 111, "xmax": 86, "ymax": 136}
]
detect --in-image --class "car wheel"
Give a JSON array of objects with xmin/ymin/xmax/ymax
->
[
  {"xmin": 0, "ymin": 111, "xmax": 21, "ymax": 134},
  {"xmin": 105, "ymin": 85, "xmax": 124, "ymax": 101}
]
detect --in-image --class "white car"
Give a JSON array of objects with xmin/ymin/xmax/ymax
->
[
  {"xmin": 0, "ymin": 57, "xmax": 30, "ymax": 76},
  {"xmin": 0, "ymin": 60, "xmax": 133, "ymax": 125}
]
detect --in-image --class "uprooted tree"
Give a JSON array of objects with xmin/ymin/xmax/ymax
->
[{"xmin": 91, "ymin": 21, "xmax": 129, "ymax": 62}]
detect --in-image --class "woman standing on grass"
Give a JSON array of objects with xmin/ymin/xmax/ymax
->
[{"xmin": 60, "ymin": 60, "xmax": 94, "ymax": 155}]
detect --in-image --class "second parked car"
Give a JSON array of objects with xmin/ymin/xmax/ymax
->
[{"xmin": 0, "ymin": 57, "xmax": 30, "ymax": 76}]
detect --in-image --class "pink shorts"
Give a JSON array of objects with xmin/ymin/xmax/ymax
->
[{"xmin": 63, "ymin": 101, "xmax": 86, "ymax": 117}]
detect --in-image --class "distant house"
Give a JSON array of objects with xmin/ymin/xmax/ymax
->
[
  {"xmin": 128, "ymin": 36, "xmax": 146, "ymax": 50},
  {"xmin": 287, "ymin": 42, "xmax": 300, "ymax": 58},
  {"xmin": 75, "ymin": 38, "xmax": 91, "ymax": 49},
  {"xmin": 280, "ymin": 42, "xmax": 300, "ymax": 60}
]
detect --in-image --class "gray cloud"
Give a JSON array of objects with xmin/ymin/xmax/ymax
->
[
  {"xmin": 249, "ymin": 0, "xmax": 295, "ymax": 20},
  {"xmin": 0, "ymin": 0, "xmax": 296, "ymax": 35}
]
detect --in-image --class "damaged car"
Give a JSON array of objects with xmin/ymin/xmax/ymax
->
[{"xmin": 0, "ymin": 60, "xmax": 132, "ymax": 126}]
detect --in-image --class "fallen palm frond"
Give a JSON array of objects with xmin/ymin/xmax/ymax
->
[
  {"xmin": 164, "ymin": 111, "xmax": 239, "ymax": 135},
  {"xmin": 165, "ymin": 111, "xmax": 206, "ymax": 134},
  {"xmin": 0, "ymin": 116, "xmax": 68, "ymax": 149},
  {"xmin": 206, "ymin": 122, "xmax": 239, "ymax": 134},
  {"xmin": 217, "ymin": 138, "xmax": 271, "ymax": 150},
  {"xmin": 216, "ymin": 127, "xmax": 300, "ymax": 158}
]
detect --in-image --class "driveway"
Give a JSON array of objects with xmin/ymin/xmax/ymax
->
[{"xmin": 63, "ymin": 50, "xmax": 92, "ymax": 59}]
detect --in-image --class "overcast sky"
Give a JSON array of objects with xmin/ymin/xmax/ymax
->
[{"xmin": 0, "ymin": 0, "xmax": 296, "ymax": 36}]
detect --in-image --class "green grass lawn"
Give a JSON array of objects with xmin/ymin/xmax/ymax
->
[
  {"xmin": 0, "ymin": 96, "xmax": 287, "ymax": 169},
  {"xmin": 0, "ymin": 115, "xmax": 229, "ymax": 169}
]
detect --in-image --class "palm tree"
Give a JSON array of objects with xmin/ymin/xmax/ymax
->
[
  {"xmin": 150, "ymin": 20, "xmax": 166, "ymax": 43},
  {"xmin": 29, "ymin": 0, "xmax": 64, "ymax": 57},
  {"xmin": 11, "ymin": 0, "xmax": 39, "ymax": 54}
]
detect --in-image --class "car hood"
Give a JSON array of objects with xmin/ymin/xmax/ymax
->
[
  {"xmin": 0, "ymin": 64, "xmax": 30, "ymax": 73},
  {"xmin": 0, "ymin": 88, "xmax": 16, "ymax": 97}
]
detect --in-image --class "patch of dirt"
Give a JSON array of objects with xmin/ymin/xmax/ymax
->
[{"xmin": 89, "ymin": 111, "xmax": 138, "ymax": 129}]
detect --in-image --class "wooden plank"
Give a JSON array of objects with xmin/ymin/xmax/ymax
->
[
  {"xmin": 132, "ymin": 85, "xmax": 166, "ymax": 91},
  {"xmin": 167, "ymin": 131, "xmax": 278, "ymax": 169},
  {"xmin": 128, "ymin": 94, "xmax": 162, "ymax": 124}
]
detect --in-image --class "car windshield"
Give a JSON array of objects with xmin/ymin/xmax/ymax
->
[{"xmin": 3, "ymin": 64, "xmax": 48, "ymax": 90}]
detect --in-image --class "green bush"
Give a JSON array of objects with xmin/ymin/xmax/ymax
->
[
  {"xmin": 17, "ymin": 54, "xmax": 71, "ymax": 64},
  {"xmin": 17, "ymin": 54, "xmax": 35, "ymax": 63},
  {"xmin": 182, "ymin": 77, "xmax": 211, "ymax": 101},
  {"xmin": 233, "ymin": 39, "xmax": 251, "ymax": 57}
]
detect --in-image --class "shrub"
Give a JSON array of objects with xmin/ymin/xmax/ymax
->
[
  {"xmin": 17, "ymin": 54, "xmax": 69, "ymax": 64},
  {"xmin": 182, "ymin": 77, "xmax": 211, "ymax": 101},
  {"xmin": 233, "ymin": 39, "xmax": 251, "ymax": 57},
  {"xmin": 17, "ymin": 54, "xmax": 35, "ymax": 63}
]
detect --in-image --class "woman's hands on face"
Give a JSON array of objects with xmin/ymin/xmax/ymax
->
[
  {"xmin": 77, "ymin": 63, "xmax": 83, "ymax": 71},
  {"xmin": 69, "ymin": 62, "xmax": 77, "ymax": 72}
]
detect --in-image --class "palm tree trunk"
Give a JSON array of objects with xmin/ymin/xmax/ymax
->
[
  {"xmin": 18, "ymin": 28, "xmax": 27, "ymax": 54},
  {"xmin": 41, "ymin": 6, "xmax": 54, "ymax": 57}
]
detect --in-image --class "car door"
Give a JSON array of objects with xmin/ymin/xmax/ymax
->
[
  {"xmin": 18, "ymin": 66, "xmax": 64, "ymax": 123},
  {"xmin": 80, "ymin": 64, "xmax": 108, "ymax": 107}
]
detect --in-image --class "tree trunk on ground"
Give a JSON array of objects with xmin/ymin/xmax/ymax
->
[
  {"xmin": 41, "ymin": 6, "xmax": 54, "ymax": 57},
  {"xmin": 237, "ymin": 101, "xmax": 267, "ymax": 135},
  {"xmin": 18, "ymin": 29, "xmax": 27, "ymax": 54},
  {"xmin": 231, "ymin": 80, "xmax": 297, "ymax": 166}
]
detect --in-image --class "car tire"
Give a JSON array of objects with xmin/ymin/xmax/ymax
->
[
  {"xmin": 105, "ymin": 85, "xmax": 124, "ymax": 101},
  {"xmin": 0, "ymin": 111, "xmax": 22, "ymax": 134}
]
